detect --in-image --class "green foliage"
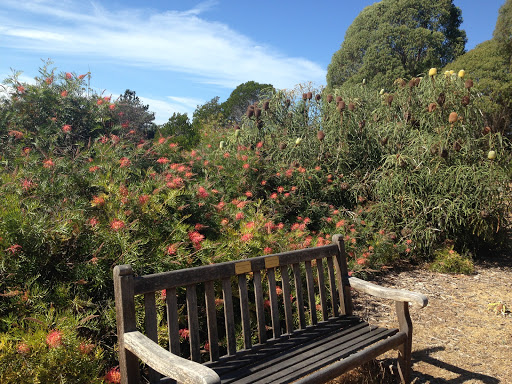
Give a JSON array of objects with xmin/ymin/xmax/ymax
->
[
  {"xmin": 158, "ymin": 112, "xmax": 199, "ymax": 149},
  {"xmin": 221, "ymin": 81, "xmax": 274, "ymax": 122},
  {"xmin": 192, "ymin": 96, "xmax": 224, "ymax": 131},
  {"xmin": 493, "ymin": 0, "xmax": 512, "ymax": 64},
  {"xmin": 428, "ymin": 245, "xmax": 475, "ymax": 274},
  {"xmin": 326, "ymin": 0, "xmax": 466, "ymax": 89},
  {"xmin": 116, "ymin": 89, "xmax": 156, "ymax": 139}
]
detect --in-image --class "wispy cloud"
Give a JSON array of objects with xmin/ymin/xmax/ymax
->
[{"xmin": 0, "ymin": 0, "xmax": 326, "ymax": 89}]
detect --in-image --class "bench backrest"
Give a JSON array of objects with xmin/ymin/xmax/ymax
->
[{"xmin": 114, "ymin": 234, "xmax": 352, "ymax": 369}]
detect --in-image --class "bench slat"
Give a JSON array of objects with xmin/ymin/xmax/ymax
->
[
  {"xmin": 267, "ymin": 268, "xmax": 281, "ymax": 339},
  {"xmin": 144, "ymin": 292, "xmax": 160, "ymax": 383},
  {"xmin": 326, "ymin": 256, "xmax": 339, "ymax": 317},
  {"xmin": 280, "ymin": 265, "xmax": 294, "ymax": 335},
  {"xmin": 238, "ymin": 274, "xmax": 252, "ymax": 349},
  {"xmin": 292, "ymin": 263, "xmax": 306, "ymax": 329},
  {"xmin": 253, "ymin": 271, "xmax": 267, "ymax": 344},
  {"xmin": 205, "ymin": 280, "xmax": 220, "ymax": 361},
  {"xmin": 316, "ymin": 259, "xmax": 329, "ymax": 321},
  {"xmin": 165, "ymin": 287, "xmax": 180, "ymax": 356},
  {"xmin": 186, "ymin": 285, "xmax": 201, "ymax": 362},
  {"xmin": 304, "ymin": 261, "xmax": 317, "ymax": 325},
  {"xmin": 221, "ymin": 278, "xmax": 237, "ymax": 356}
]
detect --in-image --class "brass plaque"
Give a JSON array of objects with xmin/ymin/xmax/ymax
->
[
  {"xmin": 265, "ymin": 255, "xmax": 280, "ymax": 269},
  {"xmin": 235, "ymin": 261, "xmax": 252, "ymax": 274}
]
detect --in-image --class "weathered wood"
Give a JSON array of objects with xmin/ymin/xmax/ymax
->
[
  {"xmin": 144, "ymin": 292, "xmax": 160, "ymax": 383},
  {"xmin": 280, "ymin": 265, "xmax": 294, "ymax": 334},
  {"xmin": 252, "ymin": 271, "xmax": 267, "ymax": 344},
  {"xmin": 349, "ymin": 277, "xmax": 428, "ymax": 307},
  {"xmin": 133, "ymin": 245, "xmax": 339, "ymax": 295},
  {"xmin": 396, "ymin": 301, "xmax": 413, "ymax": 384},
  {"xmin": 186, "ymin": 285, "xmax": 201, "ymax": 362},
  {"xmin": 221, "ymin": 278, "xmax": 236, "ymax": 356},
  {"xmin": 292, "ymin": 263, "xmax": 307, "ymax": 329},
  {"xmin": 165, "ymin": 287, "xmax": 180, "ymax": 356},
  {"xmin": 316, "ymin": 258, "xmax": 329, "ymax": 321},
  {"xmin": 205, "ymin": 280, "xmax": 219, "ymax": 362},
  {"xmin": 266, "ymin": 268, "xmax": 281, "ymax": 338},
  {"xmin": 304, "ymin": 261, "xmax": 317, "ymax": 325},
  {"xmin": 113, "ymin": 265, "xmax": 140, "ymax": 384},
  {"xmin": 114, "ymin": 235, "xmax": 428, "ymax": 384},
  {"xmin": 238, "ymin": 274, "xmax": 252, "ymax": 349},
  {"xmin": 325, "ymin": 256, "xmax": 339, "ymax": 317},
  {"xmin": 332, "ymin": 234, "xmax": 352, "ymax": 315},
  {"xmin": 123, "ymin": 331, "xmax": 221, "ymax": 384}
]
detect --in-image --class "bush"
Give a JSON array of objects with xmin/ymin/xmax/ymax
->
[{"xmin": 429, "ymin": 246, "xmax": 475, "ymax": 274}]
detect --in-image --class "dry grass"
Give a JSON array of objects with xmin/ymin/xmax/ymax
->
[{"xmin": 328, "ymin": 253, "xmax": 512, "ymax": 384}]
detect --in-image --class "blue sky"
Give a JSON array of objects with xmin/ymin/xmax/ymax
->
[{"xmin": 0, "ymin": 0, "xmax": 506, "ymax": 124}]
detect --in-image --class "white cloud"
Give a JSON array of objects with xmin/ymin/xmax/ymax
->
[{"xmin": 0, "ymin": 0, "xmax": 326, "ymax": 89}]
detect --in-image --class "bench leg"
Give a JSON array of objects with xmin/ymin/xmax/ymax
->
[{"xmin": 395, "ymin": 301, "xmax": 412, "ymax": 384}]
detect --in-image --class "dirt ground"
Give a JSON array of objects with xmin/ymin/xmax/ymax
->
[{"xmin": 330, "ymin": 253, "xmax": 512, "ymax": 384}]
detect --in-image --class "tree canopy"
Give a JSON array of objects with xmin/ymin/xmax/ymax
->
[
  {"xmin": 493, "ymin": 0, "xmax": 512, "ymax": 65},
  {"xmin": 326, "ymin": 0, "xmax": 466, "ymax": 89},
  {"xmin": 159, "ymin": 112, "xmax": 199, "ymax": 149},
  {"xmin": 221, "ymin": 81, "xmax": 274, "ymax": 122}
]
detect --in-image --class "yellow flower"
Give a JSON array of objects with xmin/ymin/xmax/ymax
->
[
  {"xmin": 428, "ymin": 68, "xmax": 437, "ymax": 77},
  {"xmin": 458, "ymin": 69, "xmax": 465, "ymax": 78}
]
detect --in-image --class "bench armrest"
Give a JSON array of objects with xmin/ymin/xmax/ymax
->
[
  {"xmin": 124, "ymin": 331, "xmax": 221, "ymax": 384},
  {"xmin": 348, "ymin": 276, "xmax": 428, "ymax": 308}
]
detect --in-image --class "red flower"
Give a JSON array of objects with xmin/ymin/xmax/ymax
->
[
  {"xmin": 256, "ymin": 141, "xmax": 263, "ymax": 148},
  {"xmin": 275, "ymin": 286, "xmax": 283, "ymax": 295},
  {"xmin": 157, "ymin": 157, "xmax": 169, "ymax": 164},
  {"xmin": 91, "ymin": 196, "xmax": 105, "ymax": 206},
  {"xmin": 241, "ymin": 233, "xmax": 253, "ymax": 242},
  {"xmin": 62, "ymin": 124, "xmax": 71, "ymax": 133},
  {"xmin": 223, "ymin": 152, "xmax": 230, "ymax": 158},
  {"xmin": 78, "ymin": 74, "xmax": 87, "ymax": 79},
  {"xmin": 235, "ymin": 212, "xmax": 244, "ymax": 220},
  {"xmin": 179, "ymin": 328, "xmax": 190, "ymax": 339},
  {"xmin": 277, "ymin": 186, "xmax": 285, "ymax": 193},
  {"xmin": 110, "ymin": 219, "xmax": 125, "ymax": 231},
  {"xmin": 104, "ymin": 367, "xmax": 121, "ymax": 384},
  {"xmin": 167, "ymin": 243, "xmax": 178, "ymax": 255},
  {"xmin": 78, "ymin": 342, "xmax": 94, "ymax": 354},
  {"xmin": 8, "ymin": 130, "xmax": 24, "ymax": 139},
  {"xmin": 65, "ymin": 72, "xmax": 72, "ymax": 79},
  {"xmin": 109, "ymin": 104, "xmax": 116, "ymax": 110},
  {"xmin": 17, "ymin": 85, "xmax": 25, "ymax": 93},
  {"xmin": 245, "ymin": 191, "xmax": 253, "ymax": 198},
  {"xmin": 97, "ymin": 98, "xmax": 104, "ymax": 105},
  {"xmin": 45, "ymin": 77, "xmax": 53, "ymax": 85},
  {"xmin": 197, "ymin": 186, "xmax": 209, "ymax": 198},
  {"xmin": 119, "ymin": 157, "xmax": 131, "ymax": 167},
  {"xmin": 17, "ymin": 342, "xmax": 30, "ymax": 355},
  {"xmin": 204, "ymin": 341, "xmax": 210, "ymax": 352},
  {"xmin": 89, "ymin": 165, "xmax": 100, "ymax": 172},
  {"xmin": 43, "ymin": 159, "xmax": 54, "ymax": 168},
  {"xmin": 243, "ymin": 163, "xmax": 250, "ymax": 169},
  {"xmin": 138, "ymin": 195, "xmax": 150, "ymax": 205},
  {"xmin": 188, "ymin": 231, "xmax": 205, "ymax": 249},
  {"xmin": 60, "ymin": 90, "xmax": 68, "ymax": 97},
  {"xmin": 88, "ymin": 217, "xmax": 99, "ymax": 227},
  {"xmin": 46, "ymin": 330, "xmax": 63, "ymax": 348}
]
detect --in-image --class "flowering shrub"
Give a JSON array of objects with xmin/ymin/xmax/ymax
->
[{"xmin": 0, "ymin": 64, "xmax": 510, "ymax": 382}]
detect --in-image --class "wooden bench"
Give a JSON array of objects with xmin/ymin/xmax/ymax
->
[{"xmin": 114, "ymin": 235, "xmax": 427, "ymax": 384}]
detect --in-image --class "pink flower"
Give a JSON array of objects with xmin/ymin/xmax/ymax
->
[
  {"xmin": 138, "ymin": 195, "xmax": 150, "ymax": 205},
  {"xmin": 243, "ymin": 163, "xmax": 250, "ymax": 169},
  {"xmin": 104, "ymin": 367, "xmax": 121, "ymax": 383},
  {"xmin": 62, "ymin": 124, "xmax": 71, "ymax": 133},
  {"xmin": 167, "ymin": 243, "xmax": 178, "ymax": 255},
  {"xmin": 277, "ymin": 186, "xmax": 285, "ymax": 193},
  {"xmin": 78, "ymin": 342, "xmax": 94, "ymax": 354},
  {"xmin": 43, "ymin": 159, "xmax": 54, "ymax": 168},
  {"xmin": 17, "ymin": 85, "xmax": 25, "ymax": 93},
  {"xmin": 197, "ymin": 186, "xmax": 209, "ymax": 198},
  {"xmin": 157, "ymin": 157, "xmax": 169, "ymax": 164},
  {"xmin": 17, "ymin": 342, "xmax": 30, "ymax": 355},
  {"xmin": 179, "ymin": 328, "xmax": 190, "ymax": 339},
  {"xmin": 241, "ymin": 233, "xmax": 253, "ymax": 242},
  {"xmin": 235, "ymin": 212, "xmax": 244, "ymax": 220},
  {"xmin": 88, "ymin": 217, "xmax": 99, "ymax": 227},
  {"xmin": 356, "ymin": 258, "xmax": 367, "ymax": 265},
  {"xmin": 119, "ymin": 157, "xmax": 131, "ymax": 167},
  {"xmin": 256, "ymin": 141, "xmax": 263, "ymax": 148},
  {"xmin": 158, "ymin": 137, "xmax": 166, "ymax": 144},
  {"xmin": 46, "ymin": 330, "xmax": 63, "ymax": 348},
  {"xmin": 110, "ymin": 219, "xmax": 125, "ymax": 231},
  {"xmin": 188, "ymin": 231, "xmax": 205, "ymax": 250}
]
